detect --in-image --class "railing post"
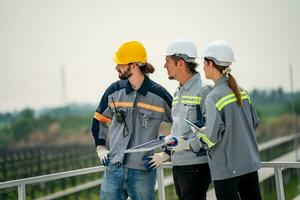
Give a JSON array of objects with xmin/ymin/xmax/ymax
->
[
  {"xmin": 156, "ymin": 167, "xmax": 166, "ymax": 200},
  {"xmin": 18, "ymin": 184, "xmax": 26, "ymax": 200},
  {"xmin": 274, "ymin": 166, "xmax": 285, "ymax": 200}
]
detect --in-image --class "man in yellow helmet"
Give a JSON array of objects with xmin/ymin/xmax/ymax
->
[{"xmin": 91, "ymin": 41, "xmax": 172, "ymax": 200}]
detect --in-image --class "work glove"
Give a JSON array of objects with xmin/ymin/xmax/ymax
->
[
  {"xmin": 143, "ymin": 152, "xmax": 170, "ymax": 170},
  {"xmin": 190, "ymin": 124, "xmax": 206, "ymax": 134},
  {"xmin": 199, "ymin": 126, "xmax": 206, "ymax": 133},
  {"xmin": 189, "ymin": 135, "xmax": 207, "ymax": 156},
  {"xmin": 96, "ymin": 145, "xmax": 110, "ymax": 166},
  {"xmin": 172, "ymin": 136, "xmax": 190, "ymax": 152}
]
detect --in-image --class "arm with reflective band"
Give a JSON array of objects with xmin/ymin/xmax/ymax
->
[
  {"xmin": 92, "ymin": 109, "xmax": 111, "ymax": 147},
  {"xmin": 215, "ymin": 91, "xmax": 250, "ymax": 111},
  {"xmin": 199, "ymin": 97, "xmax": 225, "ymax": 149},
  {"xmin": 92, "ymin": 119, "xmax": 106, "ymax": 146},
  {"xmin": 92, "ymin": 85, "xmax": 115, "ymax": 147},
  {"xmin": 93, "ymin": 112, "xmax": 112, "ymax": 124},
  {"xmin": 198, "ymin": 133, "xmax": 215, "ymax": 148}
]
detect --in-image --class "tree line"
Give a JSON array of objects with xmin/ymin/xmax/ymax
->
[{"xmin": 0, "ymin": 88, "xmax": 299, "ymax": 146}]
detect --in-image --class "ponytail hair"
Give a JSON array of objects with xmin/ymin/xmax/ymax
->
[
  {"xmin": 138, "ymin": 63, "xmax": 155, "ymax": 75},
  {"xmin": 204, "ymin": 58, "xmax": 242, "ymax": 106},
  {"xmin": 227, "ymin": 73, "xmax": 242, "ymax": 106}
]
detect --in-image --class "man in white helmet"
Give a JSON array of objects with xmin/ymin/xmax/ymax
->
[{"xmin": 144, "ymin": 39, "xmax": 212, "ymax": 200}]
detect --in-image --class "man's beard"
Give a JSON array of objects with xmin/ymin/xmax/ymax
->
[
  {"xmin": 168, "ymin": 75, "xmax": 174, "ymax": 80},
  {"xmin": 118, "ymin": 66, "xmax": 132, "ymax": 80}
]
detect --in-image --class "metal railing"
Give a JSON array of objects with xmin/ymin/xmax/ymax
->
[
  {"xmin": 1, "ymin": 133, "xmax": 298, "ymax": 200},
  {"xmin": 158, "ymin": 162, "xmax": 300, "ymax": 200},
  {"xmin": 0, "ymin": 166, "xmax": 104, "ymax": 200},
  {"xmin": 1, "ymin": 161, "xmax": 300, "ymax": 200},
  {"xmin": 258, "ymin": 133, "xmax": 299, "ymax": 151},
  {"xmin": 261, "ymin": 162, "xmax": 300, "ymax": 200}
]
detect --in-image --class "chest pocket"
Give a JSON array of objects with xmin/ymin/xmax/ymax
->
[
  {"xmin": 108, "ymin": 107, "xmax": 131, "ymax": 138},
  {"xmin": 139, "ymin": 109, "xmax": 163, "ymax": 129}
]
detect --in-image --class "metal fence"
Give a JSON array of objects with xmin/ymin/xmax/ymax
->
[
  {"xmin": 1, "ymin": 161, "xmax": 300, "ymax": 200},
  {"xmin": 0, "ymin": 166, "xmax": 103, "ymax": 200}
]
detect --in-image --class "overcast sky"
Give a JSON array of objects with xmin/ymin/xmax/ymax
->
[{"xmin": 0, "ymin": 0, "xmax": 299, "ymax": 112}]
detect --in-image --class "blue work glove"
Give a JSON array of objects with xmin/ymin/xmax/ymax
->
[
  {"xmin": 143, "ymin": 152, "xmax": 170, "ymax": 170},
  {"xmin": 96, "ymin": 145, "xmax": 110, "ymax": 166}
]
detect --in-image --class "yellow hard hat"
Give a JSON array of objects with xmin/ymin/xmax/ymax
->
[{"xmin": 113, "ymin": 41, "xmax": 147, "ymax": 64}]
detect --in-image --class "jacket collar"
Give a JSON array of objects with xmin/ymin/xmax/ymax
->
[
  {"xmin": 214, "ymin": 75, "xmax": 228, "ymax": 88},
  {"xmin": 125, "ymin": 76, "xmax": 151, "ymax": 96},
  {"xmin": 181, "ymin": 72, "xmax": 202, "ymax": 90}
]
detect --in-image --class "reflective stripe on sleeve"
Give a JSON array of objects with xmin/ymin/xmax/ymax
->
[
  {"xmin": 93, "ymin": 112, "xmax": 112, "ymax": 124},
  {"xmin": 198, "ymin": 133, "xmax": 215, "ymax": 148},
  {"xmin": 215, "ymin": 91, "xmax": 251, "ymax": 111},
  {"xmin": 215, "ymin": 91, "xmax": 247, "ymax": 108}
]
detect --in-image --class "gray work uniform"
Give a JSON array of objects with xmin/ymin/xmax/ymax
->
[
  {"xmin": 202, "ymin": 76, "xmax": 261, "ymax": 180},
  {"xmin": 171, "ymin": 73, "xmax": 212, "ymax": 166},
  {"xmin": 92, "ymin": 76, "xmax": 172, "ymax": 170}
]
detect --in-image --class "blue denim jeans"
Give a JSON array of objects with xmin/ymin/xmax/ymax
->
[{"xmin": 100, "ymin": 163, "xmax": 156, "ymax": 200}]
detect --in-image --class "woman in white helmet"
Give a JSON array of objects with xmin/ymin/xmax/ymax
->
[{"xmin": 199, "ymin": 40, "xmax": 262, "ymax": 200}]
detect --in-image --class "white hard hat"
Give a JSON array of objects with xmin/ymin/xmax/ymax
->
[
  {"xmin": 202, "ymin": 40, "xmax": 235, "ymax": 66},
  {"xmin": 164, "ymin": 39, "xmax": 198, "ymax": 63}
]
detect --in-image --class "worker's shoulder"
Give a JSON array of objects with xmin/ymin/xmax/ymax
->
[
  {"xmin": 147, "ymin": 78, "xmax": 172, "ymax": 101},
  {"xmin": 200, "ymin": 84, "xmax": 213, "ymax": 94},
  {"xmin": 146, "ymin": 78, "xmax": 166, "ymax": 94},
  {"xmin": 105, "ymin": 80, "xmax": 127, "ymax": 95},
  {"xmin": 196, "ymin": 84, "xmax": 212, "ymax": 100},
  {"xmin": 206, "ymin": 84, "xmax": 232, "ymax": 104}
]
